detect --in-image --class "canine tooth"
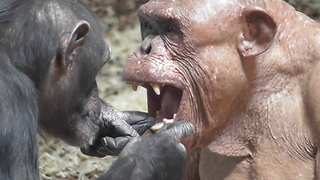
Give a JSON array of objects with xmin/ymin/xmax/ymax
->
[
  {"xmin": 151, "ymin": 83, "xmax": 161, "ymax": 95},
  {"xmin": 173, "ymin": 114, "xmax": 177, "ymax": 120},
  {"xmin": 151, "ymin": 122, "xmax": 164, "ymax": 131},
  {"xmin": 156, "ymin": 110, "xmax": 162, "ymax": 117},
  {"xmin": 163, "ymin": 118, "xmax": 174, "ymax": 124},
  {"xmin": 131, "ymin": 83, "xmax": 138, "ymax": 91}
]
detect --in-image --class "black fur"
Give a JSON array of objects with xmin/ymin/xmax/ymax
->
[{"xmin": 0, "ymin": 0, "xmax": 108, "ymax": 179}]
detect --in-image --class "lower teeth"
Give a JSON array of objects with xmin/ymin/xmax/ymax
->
[
  {"xmin": 163, "ymin": 118, "xmax": 174, "ymax": 124},
  {"xmin": 150, "ymin": 118, "xmax": 174, "ymax": 132},
  {"xmin": 150, "ymin": 122, "xmax": 164, "ymax": 131}
]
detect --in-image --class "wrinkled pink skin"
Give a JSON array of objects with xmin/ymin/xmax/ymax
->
[{"xmin": 123, "ymin": 0, "xmax": 320, "ymax": 179}]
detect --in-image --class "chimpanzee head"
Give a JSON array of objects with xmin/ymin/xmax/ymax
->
[{"xmin": 2, "ymin": 0, "xmax": 110, "ymax": 147}]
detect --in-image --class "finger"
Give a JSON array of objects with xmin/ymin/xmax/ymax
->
[
  {"xmin": 157, "ymin": 121, "xmax": 195, "ymax": 142},
  {"xmin": 108, "ymin": 118, "xmax": 139, "ymax": 137},
  {"xmin": 99, "ymin": 101, "xmax": 140, "ymax": 138},
  {"xmin": 98, "ymin": 136, "xmax": 132, "ymax": 156},
  {"xmin": 80, "ymin": 146, "xmax": 106, "ymax": 158},
  {"xmin": 121, "ymin": 111, "xmax": 156, "ymax": 135}
]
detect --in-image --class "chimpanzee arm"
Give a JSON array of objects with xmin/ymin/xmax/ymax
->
[
  {"xmin": 98, "ymin": 121, "xmax": 195, "ymax": 180},
  {"xmin": 81, "ymin": 100, "xmax": 156, "ymax": 157}
]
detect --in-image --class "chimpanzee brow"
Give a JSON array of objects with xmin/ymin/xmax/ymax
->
[
  {"xmin": 139, "ymin": 6, "xmax": 181, "ymax": 23},
  {"xmin": 138, "ymin": 6, "xmax": 182, "ymax": 28}
]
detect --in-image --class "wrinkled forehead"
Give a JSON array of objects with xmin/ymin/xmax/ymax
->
[{"xmin": 140, "ymin": 0, "xmax": 242, "ymax": 23}]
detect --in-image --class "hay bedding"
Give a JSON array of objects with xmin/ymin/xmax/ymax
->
[
  {"xmin": 38, "ymin": 0, "xmax": 320, "ymax": 179},
  {"xmin": 39, "ymin": 136, "xmax": 116, "ymax": 180}
]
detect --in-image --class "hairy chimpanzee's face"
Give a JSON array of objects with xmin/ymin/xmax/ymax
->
[
  {"xmin": 123, "ymin": 0, "xmax": 259, "ymax": 148},
  {"xmin": 34, "ymin": 1, "xmax": 110, "ymax": 147}
]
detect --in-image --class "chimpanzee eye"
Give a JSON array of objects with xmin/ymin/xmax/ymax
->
[
  {"xmin": 141, "ymin": 20, "xmax": 155, "ymax": 39},
  {"xmin": 165, "ymin": 25, "xmax": 174, "ymax": 33},
  {"xmin": 144, "ymin": 21, "xmax": 153, "ymax": 30},
  {"xmin": 162, "ymin": 24, "xmax": 180, "ymax": 41}
]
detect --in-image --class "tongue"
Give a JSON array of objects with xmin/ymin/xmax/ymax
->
[{"xmin": 161, "ymin": 86, "xmax": 182, "ymax": 119}]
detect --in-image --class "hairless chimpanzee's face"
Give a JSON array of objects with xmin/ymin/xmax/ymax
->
[
  {"xmin": 123, "ymin": 0, "xmax": 277, "ymax": 148},
  {"xmin": 121, "ymin": 0, "xmax": 320, "ymax": 179}
]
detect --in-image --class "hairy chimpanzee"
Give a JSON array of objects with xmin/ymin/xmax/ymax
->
[
  {"xmin": 99, "ymin": 121, "xmax": 195, "ymax": 180},
  {"xmin": 0, "ymin": 0, "xmax": 194, "ymax": 179}
]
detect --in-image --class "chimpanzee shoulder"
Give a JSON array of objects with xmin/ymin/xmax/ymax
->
[{"xmin": 0, "ymin": 47, "xmax": 39, "ymax": 180}]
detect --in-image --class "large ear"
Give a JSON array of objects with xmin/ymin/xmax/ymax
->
[
  {"xmin": 237, "ymin": 5, "xmax": 277, "ymax": 57},
  {"xmin": 56, "ymin": 20, "xmax": 90, "ymax": 68}
]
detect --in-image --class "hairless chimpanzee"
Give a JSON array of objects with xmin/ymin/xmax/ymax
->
[
  {"xmin": 122, "ymin": 0, "xmax": 320, "ymax": 179},
  {"xmin": 0, "ymin": 0, "xmax": 195, "ymax": 179}
]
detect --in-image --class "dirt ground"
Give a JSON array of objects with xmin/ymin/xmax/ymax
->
[{"xmin": 38, "ymin": 0, "xmax": 320, "ymax": 179}]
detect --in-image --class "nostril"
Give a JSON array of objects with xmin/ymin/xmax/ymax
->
[
  {"xmin": 145, "ymin": 44, "xmax": 151, "ymax": 54},
  {"xmin": 141, "ymin": 40, "xmax": 152, "ymax": 55}
]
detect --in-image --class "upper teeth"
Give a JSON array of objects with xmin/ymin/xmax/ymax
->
[
  {"xmin": 130, "ymin": 83, "xmax": 164, "ymax": 95},
  {"xmin": 131, "ymin": 84, "xmax": 138, "ymax": 91},
  {"xmin": 151, "ymin": 83, "xmax": 162, "ymax": 95},
  {"xmin": 131, "ymin": 83, "xmax": 143, "ymax": 91}
]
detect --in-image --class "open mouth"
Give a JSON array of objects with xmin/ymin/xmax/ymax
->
[{"xmin": 129, "ymin": 82, "xmax": 183, "ymax": 131}]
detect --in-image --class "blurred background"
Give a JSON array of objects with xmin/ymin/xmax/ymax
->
[{"xmin": 38, "ymin": 0, "xmax": 320, "ymax": 179}]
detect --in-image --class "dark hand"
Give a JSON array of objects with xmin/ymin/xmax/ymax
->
[
  {"xmin": 98, "ymin": 121, "xmax": 195, "ymax": 180},
  {"xmin": 81, "ymin": 101, "xmax": 155, "ymax": 157}
]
